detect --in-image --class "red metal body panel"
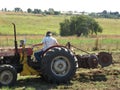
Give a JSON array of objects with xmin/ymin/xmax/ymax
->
[
  {"xmin": 22, "ymin": 48, "xmax": 33, "ymax": 56},
  {"xmin": 0, "ymin": 48, "xmax": 15, "ymax": 56},
  {"xmin": 0, "ymin": 47, "xmax": 33, "ymax": 57}
]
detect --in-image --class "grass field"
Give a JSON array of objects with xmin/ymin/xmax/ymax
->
[
  {"xmin": 0, "ymin": 12, "xmax": 120, "ymax": 50},
  {"xmin": 0, "ymin": 12, "xmax": 120, "ymax": 90},
  {"xmin": 0, "ymin": 13, "xmax": 65, "ymax": 35},
  {"xmin": 0, "ymin": 12, "xmax": 120, "ymax": 35},
  {"xmin": 96, "ymin": 18, "xmax": 120, "ymax": 35}
]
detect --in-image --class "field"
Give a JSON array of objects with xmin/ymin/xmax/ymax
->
[
  {"xmin": 0, "ymin": 12, "xmax": 120, "ymax": 90},
  {"xmin": 0, "ymin": 12, "xmax": 120, "ymax": 35}
]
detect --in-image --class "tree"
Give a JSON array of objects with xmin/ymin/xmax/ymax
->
[
  {"xmin": 4, "ymin": 8, "xmax": 7, "ymax": 11},
  {"xmin": 1, "ymin": 8, "xmax": 7, "ymax": 12},
  {"xmin": 102, "ymin": 10, "xmax": 107, "ymax": 14},
  {"xmin": 60, "ymin": 19, "xmax": 71, "ymax": 36},
  {"xmin": 27, "ymin": 8, "xmax": 32, "ymax": 13},
  {"xmin": 54, "ymin": 11, "xmax": 60, "ymax": 15},
  {"xmin": 14, "ymin": 7, "xmax": 22, "ymax": 12},
  {"xmin": 60, "ymin": 15, "xmax": 103, "ymax": 36},
  {"xmin": 43, "ymin": 10, "xmax": 49, "ymax": 15},
  {"xmin": 33, "ymin": 9, "xmax": 42, "ymax": 14},
  {"xmin": 48, "ymin": 8, "xmax": 54, "ymax": 15}
]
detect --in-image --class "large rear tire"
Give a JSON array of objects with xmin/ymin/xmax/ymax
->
[
  {"xmin": 41, "ymin": 47, "xmax": 77, "ymax": 83},
  {"xmin": 0, "ymin": 65, "xmax": 17, "ymax": 86}
]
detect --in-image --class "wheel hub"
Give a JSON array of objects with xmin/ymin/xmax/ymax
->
[
  {"xmin": 54, "ymin": 59, "xmax": 67, "ymax": 72},
  {"xmin": 51, "ymin": 56, "xmax": 70, "ymax": 76},
  {"xmin": 0, "ymin": 70, "xmax": 13, "ymax": 85}
]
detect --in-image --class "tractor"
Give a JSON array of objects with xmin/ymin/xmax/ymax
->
[{"xmin": 0, "ymin": 23, "xmax": 112, "ymax": 86}]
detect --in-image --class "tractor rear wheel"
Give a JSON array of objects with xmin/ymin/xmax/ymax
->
[
  {"xmin": 0, "ymin": 65, "xmax": 17, "ymax": 86},
  {"xmin": 41, "ymin": 47, "xmax": 77, "ymax": 83}
]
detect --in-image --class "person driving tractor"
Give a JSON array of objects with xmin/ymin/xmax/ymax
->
[{"xmin": 32, "ymin": 31, "xmax": 58, "ymax": 61}]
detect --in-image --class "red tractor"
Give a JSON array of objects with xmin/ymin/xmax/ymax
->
[{"xmin": 0, "ymin": 23, "xmax": 112, "ymax": 86}]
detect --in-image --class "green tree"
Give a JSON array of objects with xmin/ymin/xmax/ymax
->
[
  {"xmin": 14, "ymin": 7, "xmax": 22, "ymax": 12},
  {"xmin": 33, "ymin": 9, "xmax": 42, "ymax": 14},
  {"xmin": 60, "ymin": 15, "xmax": 102, "ymax": 36},
  {"xmin": 27, "ymin": 8, "xmax": 32, "ymax": 13},
  {"xmin": 48, "ymin": 8, "xmax": 54, "ymax": 15},
  {"xmin": 60, "ymin": 19, "xmax": 71, "ymax": 36},
  {"xmin": 54, "ymin": 11, "xmax": 60, "ymax": 15}
]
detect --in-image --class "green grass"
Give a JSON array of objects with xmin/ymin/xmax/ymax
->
[
  {"xmin": 0, "ymin": 35, "xmax": 120, "ymax": 52},
  {"xmin": 0, "ymin": 13, "xmax": 120, "ymax": 35},
  {"xmin": 96, "ymin": 18, "xmax": 120, "ymax": 35},
  {"xmin": 0, "ymin": 14, "xmax": 67, "ymax": 35}
]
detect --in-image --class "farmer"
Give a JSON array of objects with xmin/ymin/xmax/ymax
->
[{"xmin": 32, "ymin": 31, "xmax": 58, "ymax": 61}]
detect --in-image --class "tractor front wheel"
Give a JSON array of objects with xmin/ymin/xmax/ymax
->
[{"xmin": 0, "ymin": 65, "xmax": 17, "ymax": 86}]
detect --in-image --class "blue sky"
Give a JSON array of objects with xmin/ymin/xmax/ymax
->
[{"xmin": 0, "ymin": 0, "xmax": 120, "ymax": 12}]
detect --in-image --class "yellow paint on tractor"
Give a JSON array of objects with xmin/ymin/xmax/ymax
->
[{"xmin": 20, "ymin": 45, "xmax": 40, "ymax": 76}]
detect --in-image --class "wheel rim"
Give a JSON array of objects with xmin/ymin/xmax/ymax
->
[
  {"xmin": 51, "ymin": 56, "xmax": 70, "ymax": 77},
  {"xmin": 0, "ymin": 70, "xmax": 13, "ymax": 85}
]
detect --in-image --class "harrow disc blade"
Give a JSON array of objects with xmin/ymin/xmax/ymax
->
[
  {"xmin": 88, "ymin": 54, "xmax": 98, "ymax": 69},
  {"xmin": 98, "ymin": 52, "xmax": 112, "ymax": 67}
]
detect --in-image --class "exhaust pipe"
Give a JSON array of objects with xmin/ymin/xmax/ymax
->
[{"xmin": 12, "ymin": 23, "xmax": 18, "ymax": 55}]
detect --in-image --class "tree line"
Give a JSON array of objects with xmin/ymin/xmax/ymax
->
[
  {"xmin": 1, "ymin": 8, "xmax": 120, "ymax": 18},
  {"xmin": 1, "ymin": 8, "xmax": 60, "ymax": 15},
  {"xmin": 89, "ymin": 10, "xmax": 120, "ymax": 19}
]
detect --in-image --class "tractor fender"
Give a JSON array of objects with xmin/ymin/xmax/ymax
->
[{"xmin": 42, "ymin": 45, "xmax": 69, "ymax": 55}]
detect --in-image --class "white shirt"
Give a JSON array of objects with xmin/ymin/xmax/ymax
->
[{"xmin": 41, "ymin": 36, "xmax": 58, "ymax": 51}]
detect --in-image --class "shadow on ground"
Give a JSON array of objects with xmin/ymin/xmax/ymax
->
[
  {"xmin": 14, "ymin": 73, "xmax": 107, "ymax": 89},
  {"xmin": 78, "ymin": 74, "xmax": 107, "ymax": 82},
  {"xmin": 73, "ymin": 69, "xmax": 108, "ymax": 83},
  {"xmin": 12, "ymin": 76, "xmax": 73, "ymax": 89}
]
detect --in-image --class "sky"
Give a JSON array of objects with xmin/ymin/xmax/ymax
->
[{"xmin": 0, "ymin": 0, "xmax": 120, "ymax": 13}]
